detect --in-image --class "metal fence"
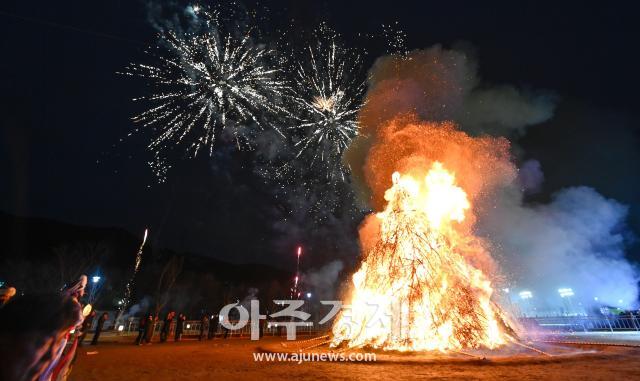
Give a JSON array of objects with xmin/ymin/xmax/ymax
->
[
  {"xmin": 523, "ymin": 316, "xmax": 640, "ymax": 333},
  {"xmin": 102, "ymin": 317, "xmax": 328, "ymax": 338},
  {"xmin": 94, "ymin": 314, "xmax": 640, "ymax": 338}
]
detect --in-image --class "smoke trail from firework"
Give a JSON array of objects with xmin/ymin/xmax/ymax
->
[{"xmin": 122, "ymin": 6, "xmax": 288, "ymax": 173}]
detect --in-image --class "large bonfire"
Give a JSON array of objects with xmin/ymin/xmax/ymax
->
[{"xmin": 332, "ymin": 117, "xmax": 519, "ymax": 352}]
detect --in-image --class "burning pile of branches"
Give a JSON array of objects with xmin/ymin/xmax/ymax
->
[{"xmin": 331, "ymin": 162, "xmax": 516, "ymax": 351}]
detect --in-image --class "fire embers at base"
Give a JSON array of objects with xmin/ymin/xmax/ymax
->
[{"xmin": 331, "ymin": 163, "xmax": 516, "ymax": 351}]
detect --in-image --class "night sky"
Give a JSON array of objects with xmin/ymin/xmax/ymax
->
[{"xmin": 1, "ymin": 0, "xmax": 639, "ymax": 266}]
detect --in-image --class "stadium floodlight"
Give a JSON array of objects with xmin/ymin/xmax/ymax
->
[
  {"xmin": 558, "ymin": 288, "xmax": 574, "ymax": 298},
  {"xmin": 519, "ymin": 290, "xmax": 533, "ymax": 300}
]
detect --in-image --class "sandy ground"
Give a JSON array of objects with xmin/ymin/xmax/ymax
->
[{"xmin": 69, "ymin": 337, "xmax": 640, "ymax": 381}]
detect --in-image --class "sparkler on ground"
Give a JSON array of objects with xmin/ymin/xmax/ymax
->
[{"xmin": 122, "ymin": 6, "xmax": 288, "ymax": 176}]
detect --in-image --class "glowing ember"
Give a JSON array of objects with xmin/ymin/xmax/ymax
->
[{"xmin": 331, "ymin": 161, "xmax": 514, "ymax": 351}]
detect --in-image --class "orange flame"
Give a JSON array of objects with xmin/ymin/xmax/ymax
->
[{"xmin": 331, "ymin": 161, "xmax": 514, "ymax": 351}]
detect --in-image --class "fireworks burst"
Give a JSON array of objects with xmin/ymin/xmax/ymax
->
[
  {"xmin": 287, "ymin": 26, "xmax": 366, "ymax": 180},
  {"xmin": 122, "ymin": 7, "xmax": 288, "ymax": 164}
]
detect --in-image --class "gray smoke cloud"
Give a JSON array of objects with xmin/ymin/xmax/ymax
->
[
  {"xmin": 124, "ymin": 296, "xmax": 152, "ymax": 318},
  {"xmin": 303, "ymin": 260, "xmax": 344, "ymax": 300},
  {"xmin": 353, "ymin": 45, "xmax": 557, "ymax": 139},
  {"xmin": 239, "ymin": 287, "xmax": 259, "ymax": 311},
  {"xmin": 459, "ymin": 85, "xmax": 557, "ymax": 137},
  {"xmin": 517, "ymin": 159, "xmax": 545, "ymax": 194},
  {"xmin": 145, "ymin": 1, "xmax": 197, "ymax": 33},
  {"xmin": 346, "ymin": 45, "xmax": 558, "ymax": 200},
  {"xmin": 480, "ymin": 183, "xmax": 638, "ymax": 311}
]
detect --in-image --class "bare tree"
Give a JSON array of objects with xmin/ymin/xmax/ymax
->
[
  {"xmin": 53, "ymin": 241, "xmax": 109, "ymax": 287},
  {"xmin": 141, "ymin": 255, "xmax": 183, "ymax": 340},
  {"xmin": 153, "ymin": 255, "xmax": 184, "ymax": 318}
]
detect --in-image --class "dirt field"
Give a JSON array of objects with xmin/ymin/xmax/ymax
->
[{"xmin": 70, "ymin": 337, "xmax": 640, "ymax": 381}]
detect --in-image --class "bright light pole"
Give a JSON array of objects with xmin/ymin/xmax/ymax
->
[
  {"xmin": 89, "ymin": 274, "xmax": 102, "ymax": 304},
  {"xmin": 500, "ymin": 288, "xmax": 516, "ymax": 316},
  {"xmin": 519, "ymin": 290, "xmax": 533, "ymax": 317},
  {"xmin": 519, "ymin": 290, "xmax": 532, "ymax": 299},
  {"xmin": 558, "ymin": 288, "xmax": 575, "ymax": 316}
]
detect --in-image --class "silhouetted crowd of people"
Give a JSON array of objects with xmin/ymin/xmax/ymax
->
[
  {"xmin": 0, "ymin": 278, "xmax": 241, "ymax": 380},
  {"xmin": 0, "ymin": 276, "xmax": 89, "ymax": 381},
  {"xmin": 134, "ymin": 311, "xmax": 219, "ymax": 345}
]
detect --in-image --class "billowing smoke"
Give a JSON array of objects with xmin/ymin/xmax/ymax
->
[
  {"xmin": 480, "ymin": 183, "xmax": 637, "ymax": 311},
  {"xmin": 124, "ymin": 296, "xmax": 153, "ymax": 318},
  {"xmin": 458, "ymin": 85, "xmax": 556, "ymax": 137},
  {"xmin": 345, "ymin": 45, "xmax": 556, "ymax": 200},
  {"xmin": 517, "ymin": 159, "xmax": 545, "ymax": 194},
  {"xmin": 303, "ymin": 260, "xmax": 344, "ymax": 300},
  {"xmin": 356, "ymin": 45, "xmax": 557, "ymax": 134},
  {"xmin": 239, "ymin": 287, "xmax": 259, "ymax": 311},
  {"xmin": 346, "ymin": 45, "xmax": 638, "ymax": 313}
]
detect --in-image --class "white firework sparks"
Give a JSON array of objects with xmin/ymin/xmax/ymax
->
[
  {"xmin": 288, "ymin": 27, "xmax": 365, "ymax": 179},
  {"xmin": 122, "ymin": 8, "xmax": 287, "ymax": 159}
]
